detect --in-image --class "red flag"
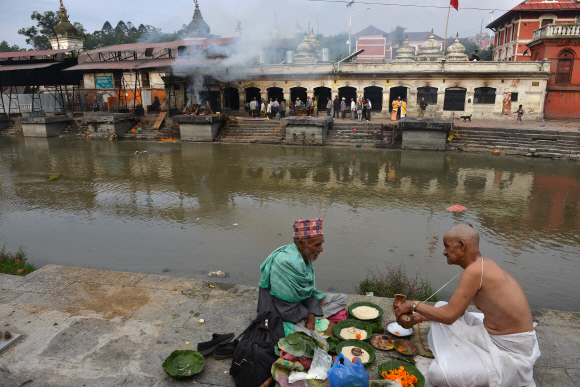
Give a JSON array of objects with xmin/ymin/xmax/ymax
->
[{"xmin": 450, "ymin": 0, "xmax": 458, "ymax": 10}]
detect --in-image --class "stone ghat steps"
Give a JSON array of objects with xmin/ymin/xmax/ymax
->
[
  {"xmin": 449, "ymin": 128, "xmax": 580, "ymax": 159},
  {"xmin": 325, "ymin": 122, "xmax": 390, "ymax": 147},
  {"xmin": 128, "ymin": 116, "xmax": 177, "ymax": 140},
  {"xmin": 216, "ymin": 120, "xmax": 285, "ymax": 144}
]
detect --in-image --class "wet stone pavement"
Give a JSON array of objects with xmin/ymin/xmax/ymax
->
[{"xmin": 0, "ymin": 265, "xmax": 579, "ymax": 386}]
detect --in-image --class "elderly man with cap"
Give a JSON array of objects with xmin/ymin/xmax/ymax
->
[{"xmin": 257, "ymin": 218, "xmax": 348, "ymax": 334}]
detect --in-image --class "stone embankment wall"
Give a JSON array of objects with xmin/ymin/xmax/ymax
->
[{"xmin": 448, "ymin": 126, "xmax": 580, "ymax": 160}]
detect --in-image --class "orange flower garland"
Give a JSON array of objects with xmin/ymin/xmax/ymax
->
[{"xmin": 381, "ymin": 366, "xmax": 419, "ymax": 387}]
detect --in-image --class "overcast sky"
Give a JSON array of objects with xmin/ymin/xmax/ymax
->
[{"xmin": 2, "ymin": 0, "xmax": 522, "ymax": 48}]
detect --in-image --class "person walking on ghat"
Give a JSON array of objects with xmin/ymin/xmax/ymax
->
[
  {"xmin": 419, "ymin": 97, "xmax": 428, "ymax": 118},
  {"xmin": 261, "ymin": 99, "xmax": 266, "ymax": 117},
  {"xmin": 280, "ymin": 99, "xmax": 286, "ymax": 118},
  {"xmin": 357, "ymin": 98, "xmax": 363, "ymax": 122},
  {"xmin": 272, "ymin": 98, "xmax": 280, "ymax": 118},
  {"xmin": 397, "ymin": 96, "xmax": 403, "ymax": 119},
  {"xmin": 326, "ymin": 97, "xmax": 332, "ymax": 116},
  {"xmin": 340, "ymin": 98, "xmax": 346, "ymax": 119},
  {"xmin": 401, "ymin": 98, "xmax": 407, "ymax": 118},
  {"xmin": 391, "ymin": 97, "xmax": 400, "ymax": 121},
  {"xmin": 333, "ymin": 96, "xmax": 340, "ymax": 118},
  {"xmin": 395, "ymin": 224, "xmax": 540, "ymax": 387},
  {"xmin": 313, "ymin": 97, "xmax": 318, "ymax": 116},
  {"xmin": 515, "ymin": 104, "xmax": 524, "ymax": 125},
  {"xmin": 365, "ymin": 98, "xmax": 372, "ymax": 122},
  {"xmin": 350, "ymin": 98, "xmax": 356, "ymax": 120},
  {"xmin": 250, "ymin": 97, "xmax": 257, "ymax": 118},
  {"xmin": 267, "ymin": 99, "xmax": 272, "ymax": 119},
  {"xmin": 152, "ymin": 96, "xmax": 161, "ymax": 116}
]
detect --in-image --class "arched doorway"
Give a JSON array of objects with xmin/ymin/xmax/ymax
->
[
  {"xmin": 338, "ymin": 86, "xmax": 357, "ymax": 104},
  {"xmin": 224, "ymin": 87, "xmax": 239, "ymax": 110},
  {"xmin": 245, "ymin": 87, "xmax": 261, "ymax": 103},
  {"xmin": 314, "ymin": 86, "xmax": 332, "ymax": 107},
  {"xmin": 290, "ymin": 87, "xmax": 307, "ymax": 103},
  {"xmin": 267, "ymin": 87, "xmax": 284, "ymax": 102},
  {"xmin": 364, "ymin": 86, "xmax": 383, "ymax": 111},
  {"xmin": 389, "ymin": 86, "xmax": 408, "ymax": 106},
  {"xmin": 443, "ymin": 87, "xmax": 467, "ymax": 111}
]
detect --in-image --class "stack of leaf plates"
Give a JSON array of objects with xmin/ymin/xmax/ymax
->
[
  {"xmin": 162, "ymin": 350, "xmax": 206, "ymax": 378},
  {"xmin": 335, "ymin": 339, "xmax": 376, "ymax": 366},
  {"xmin": 347, "ymin": 302, "xmax": 384, "ymax": 322},
  {"xmin": 378, "ymin": 359, "xmax": 425, "ymax": 387},
  {"xmin": 333, "ymin": 319, "xmax": 373, "ymax": 341}
]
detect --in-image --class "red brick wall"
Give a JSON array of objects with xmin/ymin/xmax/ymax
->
[{"xmin": 545, "ymin": 90, "xmax": 580, "ymax": 119}]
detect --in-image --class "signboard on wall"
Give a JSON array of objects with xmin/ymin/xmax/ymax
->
[{"xmin": 96, "ymin": 75, "xmax": 113, "ymax": 88}]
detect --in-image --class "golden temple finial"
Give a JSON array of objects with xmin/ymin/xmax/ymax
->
[{"xmin": 58, "ymin": 0, "xmax": 69, "ymax": 21}]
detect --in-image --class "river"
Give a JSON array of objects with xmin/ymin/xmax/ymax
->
[{"xmin": 1, "ymin": 137, "xmax": 578, "ymax": 311}]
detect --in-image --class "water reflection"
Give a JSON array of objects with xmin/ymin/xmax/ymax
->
[{"xmin": 0, "ymin": 138, "xmax": 578, "ymax": 311}]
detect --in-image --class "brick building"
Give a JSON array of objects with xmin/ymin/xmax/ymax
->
[
  {"xmin": 527, "ymin": 23, "xmax": 580, "ymax": 119},
  {"xmin": 486, "ymin": 0, "xmax": 580, "ymax": 62}
]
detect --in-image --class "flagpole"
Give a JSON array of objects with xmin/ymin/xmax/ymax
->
[{"xmin": 443, "ymin": 3, "xmax": 451, "ymax": 57}]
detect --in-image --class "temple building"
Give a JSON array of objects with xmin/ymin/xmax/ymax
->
[
  {"xmin": 49, "ymin": 0, "xmax": 84, "ymax": 50},
  {"xmin": 185, "ymin": 0, "xmax": 212, "ymax": 39}
]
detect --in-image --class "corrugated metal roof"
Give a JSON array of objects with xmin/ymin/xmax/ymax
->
[
  {"xmin": 63, "ymin": 61, "xmax": 147, "ymax": 71},
  {"xmin": 487, "ymin": 1, "xmax": 580, "ymax": 29},
  {"xmin": 0, "ymin": 62, "xmax": 59, "ymax": 72},
  {"xmin": 0, "ymin": 48, "xmax": 79, "ymax": 59}
]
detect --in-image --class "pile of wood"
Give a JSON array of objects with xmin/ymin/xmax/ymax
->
[
  {"xmin": 181, "ymin": 104, "xmax": 214, "ymax": 116},
  {"xmin": 294, "ymin": 107, "xmax": 313, "ymax": 116}
]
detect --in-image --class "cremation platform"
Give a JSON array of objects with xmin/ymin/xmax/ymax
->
[
  {"xmin": 281, "ymin": 116, "xmax": 334, "ymax": 146},
  {"xmin": 173, "ymin": 115, "xmax": 227, "ymax": 142},
  {"xmin": 399, "ymin": 118, "xmax": 453, "ymax": 151}
]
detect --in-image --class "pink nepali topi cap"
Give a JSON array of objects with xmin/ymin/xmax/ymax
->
[{"xmin": 292, "ymin": 218, "xmax": 323, "ymax": 240}]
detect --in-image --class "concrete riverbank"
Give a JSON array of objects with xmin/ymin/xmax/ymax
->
[{"xmin": 1, "ymin": 265, "xmax": 578, "ymax": 386}]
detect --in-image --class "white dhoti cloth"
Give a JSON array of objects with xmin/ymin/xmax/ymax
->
[{"xmin": 427, "ymin": 301, "xmax": 540, "ymax": 387}]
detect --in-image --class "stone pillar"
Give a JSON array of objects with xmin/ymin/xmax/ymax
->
[
  {"xmin": 239, "ymin": 90, "xmax": 246, "ymax": 110},
  {"xmin": 283, "ymin": 90, "xmax": 291, "ymax": 114}
]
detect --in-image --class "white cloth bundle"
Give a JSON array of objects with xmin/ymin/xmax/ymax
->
[{"xmin": 427, "ymin": 302, "xmax": 540, "ymax": 387}]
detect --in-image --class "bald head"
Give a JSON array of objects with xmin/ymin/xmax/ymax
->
[
  {"xmin": 445, "ymin": 224, "xmax": 480, "ymax": 248},
  {"xmin": 443, "ymin": 224, "xmax": 481, "ymax": 266}
]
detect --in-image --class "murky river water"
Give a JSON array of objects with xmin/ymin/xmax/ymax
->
[{"xmin": 1, "ymin": 137, "xmax": 579, "ymax": 311}]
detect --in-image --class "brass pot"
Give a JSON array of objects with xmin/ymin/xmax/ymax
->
[
  {"xmin": 393, "ymin": 294, "xmax": 406, "ymax": 310},
  {"xmin": 397, "ymin": 313, "xmax": 414, "ymax": 329}
]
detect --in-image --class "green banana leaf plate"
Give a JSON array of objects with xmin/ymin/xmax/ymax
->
[
  {"xmin": 333, "ymin": 319, "xmax": 373, "ymax": 341},
  {"xmin": 347, "ymin": 302, "xmax": 384, "ymax": 323},
  {"xmin": 335, "ymin": 339, "xmax": 376, "ymax": 366},
  {"xmin": 378, "ymin": 359, "xmax": 425, "ymax": 387},
  {"xmin": 162, "ymin": 350, "xmax": 206, "ymax": 378}
]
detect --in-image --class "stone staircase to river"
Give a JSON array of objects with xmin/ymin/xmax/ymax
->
[
  {"xmin": 325, "ymin": 121, "xmax": 393, "ymax": 148},
  {"xmin": 448, "ymin": 126, "xmax": 580, "ymax": 160},
  {"xmin": 216, "ymin": 118, "xmax": 286, "ymax": 144}
]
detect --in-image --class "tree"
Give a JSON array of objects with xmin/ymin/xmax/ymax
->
[
  {"xmin": 114, "ymin": 21, "xmax": 128, "ymax": 36},
  {"xmin": 480, "ymin": 44, "xmax": 494, "ymax": 61},
  {"xmin": 102, "ymin": 21, "xmax": 113, "ymax": 34},
  {"xmin": 321, "ymin": 31, "xmax": 349, "ymax": 62},
  {"xmin": 0, "ymin": 41, "xmax": 21, "ymax": 52},
  {"xmin": 18, "ymin": 10, "xmax": 59, "ymax": 50},
  {"xmin": 391, "ymin": 25, "xmax": 407, "ymax": 48}
]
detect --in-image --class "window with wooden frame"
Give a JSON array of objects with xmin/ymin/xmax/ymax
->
[
  {"xmin": 141, "ymin": 72, "xmax": 150, "ymax": 87},
  {"xmin": 416, "ymin": 87, "xmax": 438, "ymax": 104},
  {"xmin": 474, "ymin": 87, "xmax": 496, "ymax": 104}
]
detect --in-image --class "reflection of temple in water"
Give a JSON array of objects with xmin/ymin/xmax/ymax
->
[{"xmin": 2, "ymin": 141, "xmax": 579, "ymax": 245}]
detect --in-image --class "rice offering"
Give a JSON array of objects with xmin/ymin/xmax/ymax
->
[
  {"xmin": 352, "ymin": 306, "xmax": 379, "ymax": 320},
  {"xmin": 341, "ymin": 346, "xmax": 371, "ymax": 364},
  {"xmin": 340, "ymin": 326, "xmax": 368, "ymax": 340}
]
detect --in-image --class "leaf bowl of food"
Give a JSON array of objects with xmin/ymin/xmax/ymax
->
[
  {"xmin": 378, "ymin": 359, "xmax": 425, "ymax": 387},
  {"xmin": 333, "ymin": 319, "xmax": 373, "ymax": 341},
  {"xmin": 347, "ymin": 302, "xmax": 384, "ymax": 322},
  {"xmin": 162, "ymin": 350, "xmax": 206, "ymax": 378},
  {"xmin": 335, "ymin": 339, "xmax": 376, "ymax": 366}
]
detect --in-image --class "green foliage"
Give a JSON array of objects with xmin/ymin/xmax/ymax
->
[
  {"xmin": 277, "ymin": 332, "xmax": 325, "ymax": 358},
  {"xmin": 370, "ymin": 323, "xmax": 383, "ymax": 333},
  {"xmin": 326, "ymin": 337, "xmax": 340, "ymax": 354},
  {"xmin": 18, "ymin": 8, "xmax": 189, "ymax": 51},
  {"xmin": 0, "ymin": 41, "xmax": 21, "ymax": 52},
  {"xmin": 162, "ymin": 350, "xmax": 205, "ymax": 378},
  {"xmin": 355, "ymin": 263, "xmax": 440, "ymax": 302},
  {"xmin": 480, "ymin": 43, "xmax": 494, "ymax": 61},
  {"xmin": 0, "ymin": 244, "xmax": 36, "ymax": 276},
  {"xmin": 18, "ymin": 10, "xmax": 59, "ymax": 50},
  {"xmin": 391, "ymin": 25, "xmax": 407, "ymax": 48}
]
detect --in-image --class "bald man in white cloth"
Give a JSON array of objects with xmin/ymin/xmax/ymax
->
[{"xmin": 396, "ymin": 224, "xmax": 540, "ymax": 387}]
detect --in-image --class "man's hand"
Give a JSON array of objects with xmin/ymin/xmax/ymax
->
[
  {"xmin": 305, "ymin": 313, "xmax": 316, "ymax": 331},
  {"xmin": 320, "ymin": 300, "xmax": 324, "ymax": 306},
  {"xmin": 395, "ymin": 301, "xmax": 416, "ymax": 320}
]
